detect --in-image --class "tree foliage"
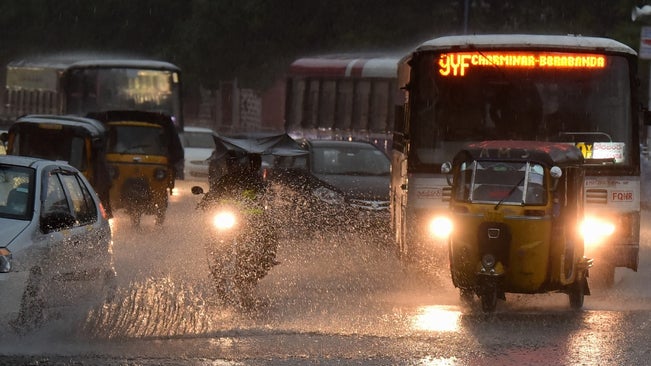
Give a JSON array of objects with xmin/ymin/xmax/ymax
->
[{"xmin": 0, "ymin": 0, "xmax": 645, "ymax": 94}]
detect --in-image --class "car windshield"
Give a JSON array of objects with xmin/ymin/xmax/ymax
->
[
  {"xmin": 0, "ymin": 164, "xmax": 34, "ymax": 220},
  {"xmin": 311, "ymin": 144, "xmax": 390, "ymax": 175},
  {"xmin": 182, "ymin": 131, "xmax": 215, "ymax": 149}
]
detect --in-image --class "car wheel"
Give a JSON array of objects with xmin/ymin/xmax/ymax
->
[{"xmin": 12, "ymin": 266, "xmax": 45, "ymax": 332}]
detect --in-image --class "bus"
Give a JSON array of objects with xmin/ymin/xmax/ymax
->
[
  {"xmin": 2, "ymin": 53, "xmax": 183, "ymax": 130},
  {"xmin": 284, "ymin": 55, "xmax": 399, "ymax": 152},
  {"xmin": 391, "ymin": 34, "xmax": 644, "ymax": 285}
]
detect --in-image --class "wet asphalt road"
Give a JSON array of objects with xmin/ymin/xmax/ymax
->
[{"xmin": 0, "ymin": 180, "xmax": 650, "ymax": 365}]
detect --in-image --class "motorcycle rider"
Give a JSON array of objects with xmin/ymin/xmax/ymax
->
[{"xmin": 203, "ymin": 150, "xmax": 279, "ymax": 268}]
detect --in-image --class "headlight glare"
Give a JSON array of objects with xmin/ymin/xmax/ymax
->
[
  {"xmin": 0, "ymin": 248, "xmax": 12, "ymax": 273},
  {"xmin": 429, "ymin": 216, "xmax": 453, "ymax": 239},
  {"xmin": 212, "ymin": 211, "xmax": 237, "ymax": 231},
  {"xmin": 580, "ymin": 216, "xmax": 615, "ymax": 245}
]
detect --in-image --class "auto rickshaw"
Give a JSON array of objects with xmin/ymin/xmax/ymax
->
[
  {"xmin": 89, "ymin": 110, "xmax": 184, "ymax": 226},
  {"xmin": 3, "ymin": 114, "xmax": 113, "ymax": 216},
  {"xmin": 436, "ymin": 141, "xmax": 595, "ymax": 312}
]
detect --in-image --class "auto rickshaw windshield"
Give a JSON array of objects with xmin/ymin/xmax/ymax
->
[
  {"xmin": 460, "ymin": 161, "xmax": 546, "ymax": 205},
  {"xmin": 108, "ymin": 125, "xmax": 168, "ymax": 155}
]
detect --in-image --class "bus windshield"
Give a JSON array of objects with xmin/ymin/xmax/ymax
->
[
  {"xmin": 410, "ymin": 51, "xmax": 633, "ymax": 168},
  {"xmin": 66, "ymin": 67, "xmax": 181, "ymax": 123}
]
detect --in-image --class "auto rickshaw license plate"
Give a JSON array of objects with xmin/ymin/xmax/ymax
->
[{"xmin": 483, "ymin": 210, "xmax": 504, "ymax": 222}]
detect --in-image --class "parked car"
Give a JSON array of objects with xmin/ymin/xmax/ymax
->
[
  {"xmin": 0, "ymin": 155, "xmax": 116, "ymax": 331},
  {"xmin": 180, "ymin": 126, "xmax": 219, "ymax": 181}
]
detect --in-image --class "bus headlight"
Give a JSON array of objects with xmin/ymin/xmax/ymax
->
[
  {"xmin": 580, "ymin": 216, "xmax": 615, "ymax": 246},
  {"xmin": 429, "ymin": 216, "xmax": 453, "ymax": 239}
]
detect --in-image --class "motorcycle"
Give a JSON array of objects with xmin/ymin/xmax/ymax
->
[{"xmin": 192, "ymin": 186, "xmax": 279, "ymax": 307}]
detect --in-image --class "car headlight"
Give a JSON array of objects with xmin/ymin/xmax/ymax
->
[
  {"xmin": 212, "ymin": 210, "xmax": 237, "ymax": 231},
  {"xmin": 313, "ymin": 186, "xmax": 344, "ymax": 205},
  {"xmin": 580, "ymin": 216, "xmax": 615, "ymax": 246},
  {"xmin": 0, "ymin": 247, "xmax": 12, "ymax": 273},
  {"xmin": 429, "ymin": 216, "xmax": 453, "ymax": 239},
  {"xmin": 154, "ymin": 168, "xmax": 167, "ymax": 180}
]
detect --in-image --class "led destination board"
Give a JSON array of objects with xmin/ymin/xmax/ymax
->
[{"xmin": 439, "ymin": 52, "xmax": 607, "ymax": 77}]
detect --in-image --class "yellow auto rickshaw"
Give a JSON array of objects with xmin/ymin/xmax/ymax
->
[
  {"xmin": 436, "ymin": 140, "xmax": 596, "ymax": 312},
  {"xmin": 90, "ymin": 111, "xmax": 184, "ymax": 226},
  {"xmin": 4, "ymin": 114, "xmax": 113, "ymax": 216}
]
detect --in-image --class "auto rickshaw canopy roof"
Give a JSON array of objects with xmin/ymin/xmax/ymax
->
[
  {"xmin": 455, "ymin": 140, "xmax": 584, "ymax": 167},
  {"xmin": 12, "ymin": 114, "xmax": 107, "ymax": 140}
]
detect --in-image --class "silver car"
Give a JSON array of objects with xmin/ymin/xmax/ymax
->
[{"xmin": 0, "ymin": 155, "xmax": 115, "ymax": 330}]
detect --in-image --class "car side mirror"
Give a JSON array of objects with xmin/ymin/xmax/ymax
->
[
  {"xmin": 40, "ymin": 211, "xmax": 76, "ymax": 233},
  {"xmin": 441, "ymin": 161, "xmax": 453, "ymax": 186}
]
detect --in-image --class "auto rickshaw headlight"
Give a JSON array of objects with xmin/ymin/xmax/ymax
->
[
  {"xmin": 429, "ymin": 216, "xmax": 453, "ymax": 239},
  {"xmin": 481, "ymin": 254, "xmax": 496, "ymax": 270},
  {"xmin": 0, "ymin": 247, "xmax": 12, "ymax": 273},
  {"xmin": 154, "ymin": 168, "xmax": 167, "ymax": 181},
  {"xmin": 580, "ymin": 216, "xmax": 615, "ymax": 245}
]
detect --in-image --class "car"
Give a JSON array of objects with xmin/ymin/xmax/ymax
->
[
  {"xmin": 0, "ymin": 129, "xmax": 7, "ymax": 155},
  {"xmin": 180, "ymin": 126, "xmax": 219, "ymax": 181},
  {"xmin": 273, "ymin": 139, "xmax": 391, "ymax": 232},
  {"xmin": 0, "ymin": 155, "xmax": 116, "ymax": 330},
  {"xmin": 304, "ymin": 139, "xmax": 391, "ymax": 211}
]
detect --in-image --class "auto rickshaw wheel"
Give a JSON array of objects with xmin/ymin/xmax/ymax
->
[
  {"xmin": 155, "ymin": 209, "xmax": 166, "ymax": 225},
  {"xmin": 459, "ymin": 288, "xmax": 474, "ymax": 305},
  {"xmin": 569, "ymin": 276, "xmax": 587, "ymax": 309}
]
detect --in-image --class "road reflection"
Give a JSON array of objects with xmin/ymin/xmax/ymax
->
[{"xmin": 411, "ymin": 305, "xmax": 461, "ymax": 332}]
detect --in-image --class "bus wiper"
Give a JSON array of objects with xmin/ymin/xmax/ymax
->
[{"xmin": 494, "ymin": 176, "xmax": 525, "ymax": 210}]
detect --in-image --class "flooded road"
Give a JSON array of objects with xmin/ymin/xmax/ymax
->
[{"xmin": 1, "ymin": 180, "xmax": 650, "ymax": 365}]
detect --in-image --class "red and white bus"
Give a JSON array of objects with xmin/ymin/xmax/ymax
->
[
  {"xmin": 392, "ymin": 34, "xmax": 645, "ymax": 285},
  {"xmin": 284, "ymin": 55, "xmax": 399, "ymax": 152}
]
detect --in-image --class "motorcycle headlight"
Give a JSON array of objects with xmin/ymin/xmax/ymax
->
[
  {"xmin": 429, "ymin": 216, "xmax": 453, "ymax": 239},
  {"xmin": 0, "ymin": 247, "xmax": 12, "ymax": 273},
  {"xmin": 154, "ymin": 168, "xmax": 167, "ymax": 181},
  {"xmin": 313, "ymin": 186, "xmax": 344, "ymax": 205},
  {"xmin": 580, "ymin": 216, "xmax": 615, "ymax": 246},
  {"xmin": 212, "ymin": 210, "xmax": 237, "ymax": 231}
]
